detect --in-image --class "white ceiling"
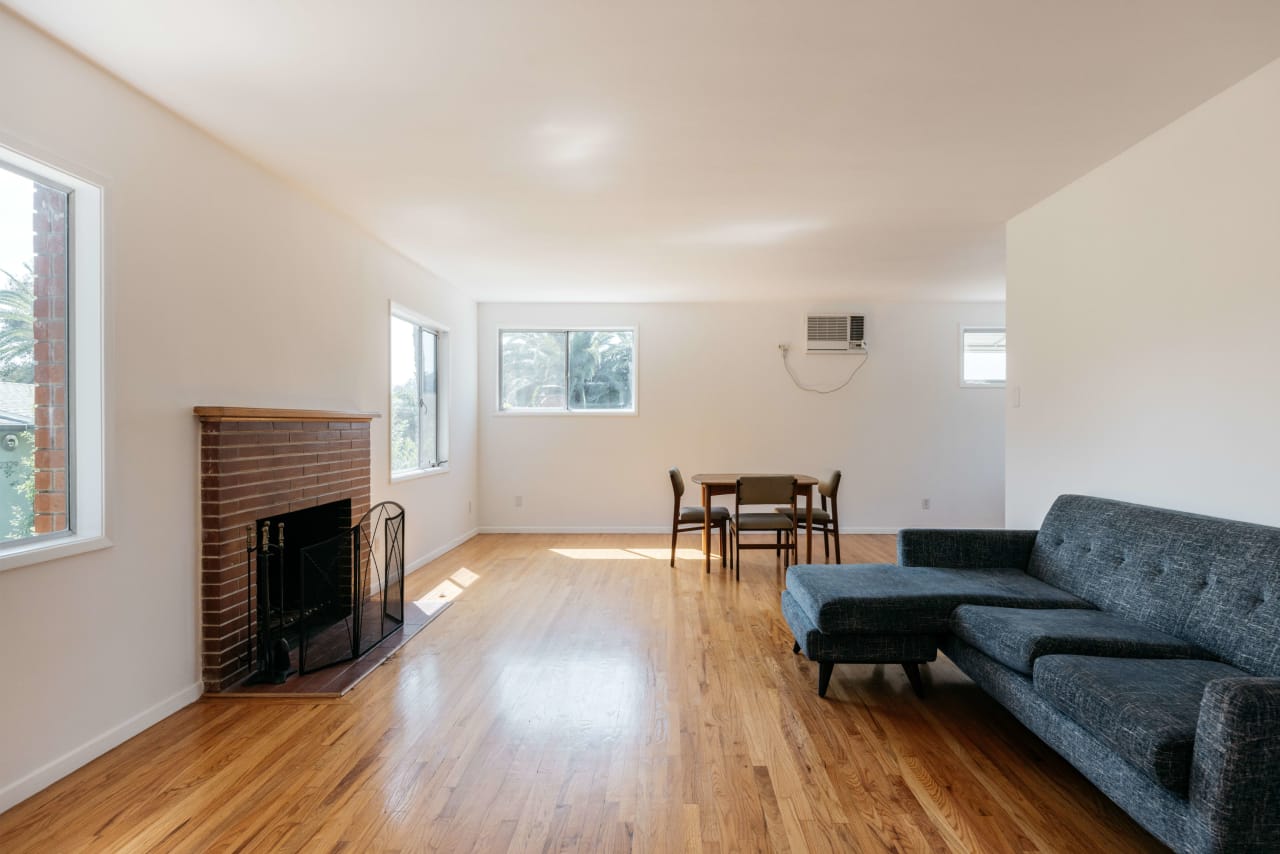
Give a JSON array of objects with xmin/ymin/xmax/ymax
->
[{"xmin": 7, "ymin": 1, "xmax": 1280, "ymax": 303}]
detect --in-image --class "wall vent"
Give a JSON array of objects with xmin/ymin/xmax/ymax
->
[{"xmin": 806, "ymin": 314, "xmax": 866, "ymax": 353}]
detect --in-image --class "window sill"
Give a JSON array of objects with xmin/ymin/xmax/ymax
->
[
  {"xmin": 961, "ymin": 381, "xmax": 1006, "ymax": 389},
  {"xmin": 391, "ymin": 464, "xmax": 450, "ymax": 483},
  {"xmin": 0, "ymin": 533, "xmax": 112, "ymax": 574},
  {"xmin": 494, "ymin": 409, "xmax": 638, "ymax": 418}
]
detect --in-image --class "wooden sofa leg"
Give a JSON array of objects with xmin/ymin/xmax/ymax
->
[
  {"xmin": 818, "ymin": 661, "xmax": 834, "ymax": 697},
  {"xmin": 902, "ymin": 662, "xmax": 925, "ymax": 698}
]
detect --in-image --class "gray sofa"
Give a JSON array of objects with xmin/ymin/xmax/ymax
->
[{"xmin": 781, "ymin": 494, "xmax": 1280, "ymax": 853}]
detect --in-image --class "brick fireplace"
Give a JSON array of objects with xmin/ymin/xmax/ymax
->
[{"xmin": 196, "ymin": 407, "xmax": 376, "ymax": 692}]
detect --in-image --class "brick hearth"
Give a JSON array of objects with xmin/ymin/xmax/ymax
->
[{"xmin": 196, "ymin": 407, "xmax": 376, "ymax": 692}]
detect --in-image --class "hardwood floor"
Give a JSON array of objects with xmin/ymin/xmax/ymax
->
[{"xmin": 0, "ymin": 534, "xmax": 1164, "ymax": 853}]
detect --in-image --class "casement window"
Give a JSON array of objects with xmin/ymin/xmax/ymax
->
[
  {"xmin": 961, "ymin": 326, "xmax": 1007, "ymax": 387},
  {"xmin": 390, "ymin": 306, "xmax": 450, "ymax": 478},
  {"xmin": 498, "ymin": 329, "xmax": 636, "ymax": 413},
  {"xmin": 0, "ymin": 146, "xmax": 105, "ymax": 571}
]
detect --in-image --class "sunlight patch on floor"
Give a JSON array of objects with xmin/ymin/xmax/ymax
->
[{"xmin": 415, "ymin": 567, "xmax": 480, "ymax": 615}]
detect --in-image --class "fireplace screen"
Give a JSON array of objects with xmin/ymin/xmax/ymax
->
[{"xmin": 248, "ymin": 500, "xmax": 405, "ymax": 683}]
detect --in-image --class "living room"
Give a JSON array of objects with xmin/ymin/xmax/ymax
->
[{"xmin": 0, "ymin": 3, "xmax": 1277, "ymax": 852}]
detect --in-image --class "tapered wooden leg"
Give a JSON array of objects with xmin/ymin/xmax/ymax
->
[
  {"xmin": 818, "ymin": 661, "xmax": 834, "ymax": 697},
  {"xmin": 792, "ymin": 641, "xmax": 801, "ymax": 654},
  {"xmin": 902, "ymin": 662, "xmax": 925, "ymax": 698},
  {"xmin": 671, "ymin": 524, "xmax": 678, "ymax": 568},
  {"xmin": 823, "ymin": 527, "xmax": 830, "ymax": 561},
  {"xmin": 702, "ymin": 484, "xmax": 712, "ymax": 574},
  {"xmin": 719, "ymin": 522, "xmax": 726, "ymax": 568}
]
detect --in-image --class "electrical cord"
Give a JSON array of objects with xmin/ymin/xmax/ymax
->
[{"xmin": 780, "ymin": 344, "xmax": 869, "ymax": 394}]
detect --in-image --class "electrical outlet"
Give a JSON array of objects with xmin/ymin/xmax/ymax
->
[
  {"xmin": 778, "ymin": 343, "xmax": 790, "ymax": 354},
  {"xmin": 921, "ymin": 498, "xmax": 931, "ymax": 510},
  {"xmin": 514, "ymin": 495, "xmax": 523, "ymax": 508}
]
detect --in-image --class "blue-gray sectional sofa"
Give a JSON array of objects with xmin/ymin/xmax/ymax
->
[{"xmin": 781, "ymin": 494, "xmax": 1280, "ymax": 853}]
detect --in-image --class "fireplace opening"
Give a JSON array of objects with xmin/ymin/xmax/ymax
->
[{"xmin": 246, "ymin": 499, "xmax": 406, "ymax": 685}]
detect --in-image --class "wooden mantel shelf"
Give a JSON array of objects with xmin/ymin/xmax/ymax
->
[{"xmin": 194, "ymin": 406, "xmax": 380, "ymax": 423}]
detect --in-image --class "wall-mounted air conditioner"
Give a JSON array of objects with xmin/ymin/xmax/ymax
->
[{"xmin": 806, "ymin": 314, "xmax": 866, "ymax": 353}]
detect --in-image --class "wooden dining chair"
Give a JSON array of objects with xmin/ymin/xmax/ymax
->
[
  {"xmin": 669, "ymin": 468, "xmax": 729, "ymax": 570},
  {"xmin": 776, "ymin": 470, "xmax": 842, "ymax": 562},
  {"xmin": 729, "ymin": 476, "xmax": 798, "ymax": 580}
]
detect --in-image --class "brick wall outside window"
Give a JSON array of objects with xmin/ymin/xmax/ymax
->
[{"xmin": 32, "ymin": 185, "xmax": 69, "ymax": 535}]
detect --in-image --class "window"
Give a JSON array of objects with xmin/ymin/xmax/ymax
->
[
  {"xmin": 499, "ymin": 329, "xmax": 635, "ymax": 412},
  {"xmin": 0, "ymin": 146, "xmax": 105, "ymax": 571},
  {"xmin": 390, "ymin": 306, "xmax": 449, "ymax": 476},
  {"xmin": 961, "ymin": 327, "xmax": 1006, "ymax": 387}
]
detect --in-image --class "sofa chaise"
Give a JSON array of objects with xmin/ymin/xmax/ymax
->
[{"xmin": 781, "ymin": 494, "xmax": 1280, "ymax": 853}]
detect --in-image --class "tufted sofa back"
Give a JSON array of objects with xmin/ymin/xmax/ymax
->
[{"xmin": 1028, "ymin": 494, "xmax": 1280, "ymax": 676}]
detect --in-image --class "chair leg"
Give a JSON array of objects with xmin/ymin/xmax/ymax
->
[
  {"xmin": 823, "ymin": 526, "xmax": 830, "ymax": 562},
  {"xmin": 818, "ymin": 661, "xmax": 834, "ymax": 697},
  {"xmin": 670, "ymin": 523, "xmax": 678, "ymax": 568},
  {"xmin": 902, "ymin": 662, "xmax": 925, "ymax": 698},
  {"xmin": 719, "ymin": 521, "xmax": 727, "ymax": 568}
]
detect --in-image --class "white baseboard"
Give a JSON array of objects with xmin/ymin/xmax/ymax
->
[
  {"xmin": 476, "ymin": 525, "xmax": 901, "ymax": 535},
  {"xmin": 406, "ymin": 527, "xmax": 480, "ymax": 574},
  {"xmin": 0, "ymin": 680, "xmax": 203, "ymax": 814}
]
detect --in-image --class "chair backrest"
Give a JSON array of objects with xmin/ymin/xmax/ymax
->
[
  {"xmin": 820, "ymin": 470, "xmax": 842, "ymax": 500},
  {"xmin": 736, "ymin": 476, "xmax": 796, "ymax": 507},
  {"xmin": 669, "ymin": 467, "xmax": 685, "ymax": 499}
]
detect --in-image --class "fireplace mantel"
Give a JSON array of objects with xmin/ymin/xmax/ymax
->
[{"xmin": 195, "ymin": 406, "xmax": 380, "ymax": 423}]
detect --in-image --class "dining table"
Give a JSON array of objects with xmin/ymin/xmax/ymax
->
[{"xmin": 689, "ymin": 473, "xmax": 820, "ymax": 572}]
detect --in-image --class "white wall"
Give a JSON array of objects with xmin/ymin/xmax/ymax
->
[
  {"xmin": 0, "ymin": 11, "xmax": 476, "ymax": 811},
  {"xmin": 1006, "ymin": 57, "xmax": 1280, "ymax": 529},
  {"xmin": 478, "ymin": 301, "xmax": 1005, "ymax": 532}
]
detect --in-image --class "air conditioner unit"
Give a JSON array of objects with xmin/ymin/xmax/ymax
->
[{"xmin": 806, "ymin": 314, "xmax": 866, "ymax": 353}]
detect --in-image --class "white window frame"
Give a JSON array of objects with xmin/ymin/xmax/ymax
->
[
  {"xmin": 959, "ymin": 325, "xmax": 1007, "ymax": 388},
  {"xmin": 389, "ymin": 302, "xmax": 450, "ymax": 482},
  {"xmin": 0, "ymin": 144, "xmax": 108, "ymax": 573},
  {"xmin": 496, "ymin": 326, "xmax": 638, "ymax": 416}
]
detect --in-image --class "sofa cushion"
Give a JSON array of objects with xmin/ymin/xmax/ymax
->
[
  {"xmin": 1034, "ymin": 655, "xmax": 1248, "ymax": 793},
  {"xmin": 951, "ymin": 605, "xmax": 1207, "ymax": 675},
  {"xmin": 785, "ymin": 564, "xmax": 1089, "ymax": 635},
  {"xmin": 1028, "ymin": 494, "xmax": 1280, "ymax": 677}
]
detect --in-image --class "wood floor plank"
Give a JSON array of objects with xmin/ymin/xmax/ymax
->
[{"xmin": 0, "ymin": 533, "xmax": 1166, "ymax": 853}]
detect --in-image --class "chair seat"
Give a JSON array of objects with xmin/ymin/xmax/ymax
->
[
  {"xmin": 1034, "ymin": 655, "xmax": 1246, "ymax": 793},
  {"xmin": 951, "ymin": 605, "xmax": 1206, "ymax": 675},
  {"xmin": 679, "ymin": 505, "xmax": 730, "ymax": 523},
  {"xmin": 776, "ymin": 506, "xmax": 831, "ymax": 524},
  {"xmin": 733, "ymin": 512, "xmax": 796, "ymax": 532}
]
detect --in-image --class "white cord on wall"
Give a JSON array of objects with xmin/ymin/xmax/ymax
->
[{"xmin": 779, "ymin": 343, "xmax": 869, "ymax": 394}]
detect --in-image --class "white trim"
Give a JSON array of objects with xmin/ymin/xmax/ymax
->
[
  {"xmin": 389, "ymin": 301, "xmax": 451, "ymax": 476},
  {"xmin": 0, "ymin": 533, "xmax": 111, "ymax": 573},
  {"xmin": 959, "ymin": 324, "xmax": 1007, "ymax": 388},
  {"xmin": 404, "ymin": 527, "xmax": 479, "ymax": 574},
  {"xmin": 0, "ymin": 681, "xmax": 202, "ymax": 813},
  {"xmin": 492, "ymin": 408, "xmax": 637, "ymax": 418},
  {"xmin": 496, "ymin": 326, "xmax": 638, "ymax": 415},
  {"xmin": 390, "ymin": 463, "xmax": 450, "ymax": 483},
  {"xmin": 0, "ymin": 143, "xmax": 107, "ymax": 572}
]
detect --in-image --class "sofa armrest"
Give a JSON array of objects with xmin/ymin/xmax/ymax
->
[
  {"xmin": 897, "ymin": 529, "xmax": 1038, "ymax": 570},
  {"xmin": 1191, "ymin": 677, "xmax": 1280, "ymax": 853}
]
